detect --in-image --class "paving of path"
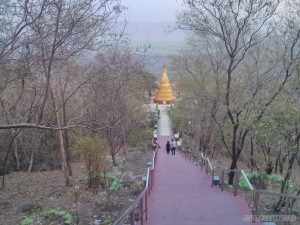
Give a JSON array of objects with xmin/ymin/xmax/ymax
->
[
  {"xmin": 157, "ymin": 105, "xmax": 173, "ymax": 136},
  {"xmin": 146, "ymin": 105, "xmax": 262, "ymax": 225}
]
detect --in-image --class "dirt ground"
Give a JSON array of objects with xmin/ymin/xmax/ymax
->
[{"xmin": 0, "ymin": 148, "xmax": 155, "ymax": 225}]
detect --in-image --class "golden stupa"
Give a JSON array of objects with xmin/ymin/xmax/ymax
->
[{"xmin": 154, "ymin": 64, "xmax": 175, "ymax": 104}]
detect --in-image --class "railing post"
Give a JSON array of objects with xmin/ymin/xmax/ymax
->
[
  {"xmin": 252, "ymin": 190, "xmax": 259, "ymax": 221},
  {"xmin": 200, "ymin": 158, "xmax": 203, "ymax": 170},
  {"xmin": 145, "ymin": 191, "xmax": 148, "ymax": 221},
  {"xmin": 148, "ymin": 177, "xmax": 151, "ymax": 195},
  {"xmin": 221, "ymin": 170, "xmax": 225, "ymax": 191},
  {"xmin": 130, "ymin": 210, "xmax": 135, "ymax": 225},
  {"xmin": 140, "ymin": 197, "xmax": 144, "ymax": 225},
  {"xmin": 151, "ymin": 170, "xmax": 154, "ymax": 189},
  {"xmin": 284, "ymin": 198, "xmax": 291, "ymax": 225},
  {"xmin": 211, "ymin": 170, "xmax": 214, "ymax": 187},
  {"xmin": 113, "ymin": 148, "xmax": 158, "ymax": 225},
  {"xmin": 205, "ymin": 160, "xmax": 209, "ymax": 175},
  {"xmin": 233, "ymin": 170, "xmax": 238, "ymax": 196}
]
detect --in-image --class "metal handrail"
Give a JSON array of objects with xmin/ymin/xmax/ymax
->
[
  {"xmin": 255, "ymin": 189, "xmax": 300, "ymax": 199},
  {"xmin": 200, "ymin": 153, "xmax": 205, "ymax": 158},
  {"xmin": 183, "ymin": 151, "xmax": 300, "ymax": 223},
  {"xmin": 241, "ymin": 170, "xmax": 253, "ymax": 191},
  {"xmin": 113, "ymin": 147, "xmax": 158, "ymax": 225},
  {"xmin": 113, "ymin": 188, "xmax": 147, "ymax": 225},
  {"xmin": 207, "ymin": 158, "xmax": 213, "ymax": 171},
  {"xmin": 145, "ymin": 166, "xmax": 150, "ymax": 188}
]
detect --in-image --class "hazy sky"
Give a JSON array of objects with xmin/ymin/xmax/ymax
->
[
  {"xmin": 121, "ymin": 0, "xmax": 186, "ymax": 43},
  {"xmin": 121, "ymin": 0, "xmax": 183, "ymax": 23},
  {"xmin": 120, "ymin": 1, "xmax": 185, "ymax": 74}
]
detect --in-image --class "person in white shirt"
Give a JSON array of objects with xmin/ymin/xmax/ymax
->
[{"xmin": 171, "ymin": 139, "xmax": 177, "ymax": 155}]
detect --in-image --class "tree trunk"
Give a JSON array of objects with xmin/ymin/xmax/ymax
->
[
  {"xmin": 228, "ymin": 124, "xmax": 238, "ymax": 185},
  {"xmin": 27, "ymin": 149, "xmax": 34, "ymax": 172},
  {"xmin": 62, "ymin": 89, "xmax": 72, "ymax": 176},
  {"xmin": 64, "ymin": 129, "xmax": 72, "ymax": 176},
  {"xmin": 11, "ymin": 129, "xmax": 20, "ymax": 171},
  {"xmin": 122, "ymin": 128, "xmax": 127, "ymax": 156},
  {"xmin": 111, "ymin": 148, "xmax": 117, "ymax": 167},
  {"xmin": 13, "ymin": 138, "xmax": 20, "ymax": 171},
  {"xmin": 228, "ymin": 158, "xmax": 238, "ymax": 185},
  {"xmin": 57, "ymin": 122, "xmax": 70, "ymax": 186},
  {"xmin": 274, "ymin": 150, "xmax": 281, "ymax": 174},
  {"xmin": 51, "ymin": 88, "xmax": 70, "ymax": 186},
  {"xmin": 279, "ymin": 153, "xmax": 287, "ymax": 174},
  {"xmin": 280, "ymin": 153, "xmax": 297, "ymax": 194},
  {"xmin": 274, "ymin": 153, "xmax": 297, "ymax": 212},
  {"xmin": 227, "ymin": 124, "xmax": 248, "ymax": 184},
  {"xmin": 250, "ymin": 137, "xmax": 254, "ymax": 172}
]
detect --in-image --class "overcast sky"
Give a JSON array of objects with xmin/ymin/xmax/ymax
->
[
  {"xmin": 121, "ymin": 0, "xmax": 183, "ymax": 23},
  {"xmin": 121, "ymin": 0, "xmax": 186, "ymax": 43},
  {"xmin": 120, "ymin": 1, "xmax": 186, "ymax": 74}
]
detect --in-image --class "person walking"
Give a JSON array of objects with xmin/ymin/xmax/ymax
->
[
  {"xmin": 165, "ymin": 141, "xmax": 171, "ymax": 154},
  {"xmin": 171, "ymin": 139, "xmax": 177, "ymax": 155}
]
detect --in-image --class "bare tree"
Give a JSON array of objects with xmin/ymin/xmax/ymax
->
[
  {"xmin": 0, "ymin": 0, "xmax": 126, "ymax": 186},
  {"xmin": 0, "ymin": 0, "xmax": 124, "ymax": 130},
  {"xmin": 176, "ymin": 0, "xmax": 285, "ymax": 184},
  {"xmin": 170, "ymin": 50, "xmax": 221, "ymax": 159},
  {"xmin": 82, "ymin": 48, "xmax": 148, "ymax": 165}
]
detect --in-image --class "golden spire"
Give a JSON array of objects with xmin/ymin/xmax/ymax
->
[{"xmin": 154, "ymin": 64, "xmax": 175, "ymax": 104}]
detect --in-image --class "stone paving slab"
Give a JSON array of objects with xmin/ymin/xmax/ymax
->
[
  {"xmin": 157, "ymin": 105, "xmax": 173, "ymax": 136},
  {"xmin": 146, "ymin": 136, "xmax": 263, "ymax": 225}
]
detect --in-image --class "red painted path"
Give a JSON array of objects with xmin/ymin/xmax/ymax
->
[{"xmin": 146, "ymin": 135, "xmax": 262, "ymax": 225}]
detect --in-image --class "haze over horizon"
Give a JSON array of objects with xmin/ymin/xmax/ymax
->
[
  {"xmin": 122, "ymin": 0, "xmax": 185, "ymax": 42},
  {"xmin": 121, "ymin": 0, "xmax": 186, "ymax": 76},
  {"xmin": 122, "ymin": 0, "xmax": 183, "ymax": 23}
]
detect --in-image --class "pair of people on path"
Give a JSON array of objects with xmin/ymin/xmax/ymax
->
[{"xmin": 165, "ymin": 139, "xmax": 176, "ymax": 155}]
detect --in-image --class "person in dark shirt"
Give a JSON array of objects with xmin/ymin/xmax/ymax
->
[{"xmin": 165, "ymin": 141, "xmax": 171, "ymax": 154}]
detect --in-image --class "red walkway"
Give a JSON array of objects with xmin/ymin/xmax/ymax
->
[{"xmin": 146, "ymin": 136, "xmax": 262, "ymax": 225}]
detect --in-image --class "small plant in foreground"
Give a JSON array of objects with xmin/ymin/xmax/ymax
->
[
  {"xmin": 19, "ymin": 209, "xmax": 73, "ymax": 225},
  {"xmin": 70, "ymin": 185, "xmax": 81, "ymax": 225},
  {"xmin": 20, "ymin": 217, "xmax": 33, "ymax": 225},
  {"xmin": 107, "ymin": 175, "xmax": 121, "ymax": 199}
]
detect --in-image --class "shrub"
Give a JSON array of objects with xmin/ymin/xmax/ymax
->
[
  {"xmin": 131, "ymin": 181, "xmax": 144, "ymax": 195},
  {"xmin": 267, "ymin": 173, "xmax": 282, "ymax": 182},
  {"xmin": 20, "ymin": 209, "xmax": 72, "ymax": 225},
  {"xmin": 20, "ymin": 217, "xmax": 33, "ymax": 225},
  {"xmin": 127, "ymin": 126, "xmax": 152, "ymax": 147},
  {"xmin": 105, "ymin": 174, "xmax": 121, "ymax": 199},
  {"xmin": 75, "ymin": 175, "xmax": 89, "ymax": 184},
  {"xmin": 291, "ymin": 208, "xmax": 299, "ymax": 216},
  {"xmin": 73, "ymin": 136, "xmax": 107, "ymax": 188},
  {"xmin": 250, "ymin": 172, "xmax": 282, "ymax": 183},
  {"xmin": 226, "ymin": 184, "xmax": 234, "ymax": 192},
  {"xmin": 239, "ymin": 175, "xmax": 252, "ymax": 191},
  {"xmin": 239, "ymin": 172, "xmax": 283, "ymax": 190}
]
